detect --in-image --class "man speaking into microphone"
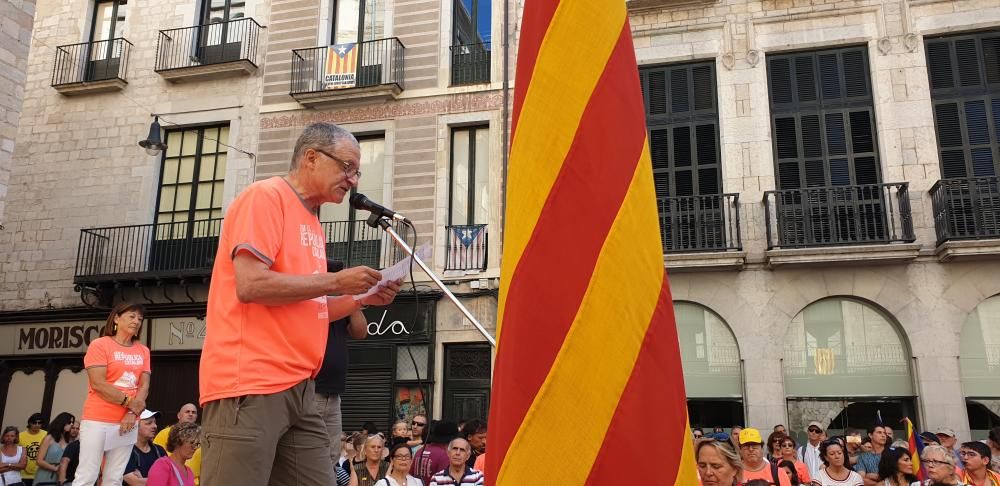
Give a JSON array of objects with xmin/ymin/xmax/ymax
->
[{"xmin": 199, "ymin": 122, "xmax": 402, "ymax": 486}]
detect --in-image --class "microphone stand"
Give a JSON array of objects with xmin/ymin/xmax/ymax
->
[{"xmin": 366, "ymin": 213, "xmax": 497, "ymax": 347}]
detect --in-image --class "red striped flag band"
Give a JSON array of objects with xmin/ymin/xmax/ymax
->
[{"xmin": 486, "ymin": 0, "xmax": 699, "ymax": 484}]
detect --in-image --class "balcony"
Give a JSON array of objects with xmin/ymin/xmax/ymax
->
[
  {"xmin": 930, "ymin": 177, "xmax": 1000, "ymax": 261},
  {"xmin": 290, "ymin": 38, "xmax": 405, "ymax": 107},
  {"xmin": 155, "ymin": 18, "xmax": 262, "ymax": 82},
  {"xmin": 51, "ymin": 38, "xmax": 133, "ymax": 95},
  {"xmin": 762, "ymin": 183, "xmax": 919, "ymax": 267},
  {"xmin": 74, "ymin": 219, "xmax": 406, "ymax": 289},
  {"xmin": 450, "ymin": 43, "xmax": 490, "ymax": 85},
  {"xmin": 444, "ymin": 224, "xmax": 488, "ymax": 274},
  {"xmin": 658, "ymin": 194, "xmax": 746, "ymax": 272}
]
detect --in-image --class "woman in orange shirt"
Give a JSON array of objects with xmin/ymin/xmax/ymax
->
[{"xmin": 72, "ymin": 303, "xmax": 151, "ymax": 486}]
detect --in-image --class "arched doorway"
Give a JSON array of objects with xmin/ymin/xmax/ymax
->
[
  {"xmin": 675, "ymin": 302, "xmax": 744, "ymax": 430},
  {"xmin": 960, "ymin": 294, "xmax": 1000, "ymax": 440},
  {"xmin": 783, "ymin": 297, "xmax": 916, "ymax": 442}
]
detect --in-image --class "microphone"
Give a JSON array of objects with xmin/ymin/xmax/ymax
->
[{"xmin": 350, "ymin": 193, "xmax": 410, "ymax": 223}]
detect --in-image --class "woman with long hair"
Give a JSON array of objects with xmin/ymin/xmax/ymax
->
[
  {"xmin": 146, "ymin": 422, "xmax": 200, "ymax": 486},
  {"xmin": 811, "ymin": 439, "xmax": 864, "ymax": 486},
  {"xmin": 876, "ymin": 447, "xmax": 918, "ymax": 486},
  {"xmin": 350, "ymin": 434, "xmax": 389, "ymax": 486},
  {"xmin": 1, "ymin": 426, "xmax": 27, "ymax": 486},
  {"xmin": 33, "ymin": 412, "xmax": 75, "ymax": 485},
  {"xmin": 73, "ymin": 303, "xmax": 151, "ymax": 486},
  {"xmin": 375, "ymin": 443, "xmax": 422, "ymax": 486},
  {"xmin": 696, "ymin": 439, "xmax": 743, "ymax": 486},
  {"xmin": 767, "ymin": 431, "xmax": 787, "ymax": 463},
  {"xmin": 989, "ymin": 427, "xmax": 1000, "ymax": 473},
  {"xmin": 778, "ymin": 460, "xmax": 803, "ymax": 486}
]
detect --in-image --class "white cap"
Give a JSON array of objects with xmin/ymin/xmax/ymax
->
[{"xmin": 139, "ymin": 410, "xmax": 160, "ymax": 420}]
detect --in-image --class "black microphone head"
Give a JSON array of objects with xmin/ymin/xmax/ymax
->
[
  {"xmin": 326, "ymin": 258, "xmax": 345, "ymax": 273},
  {"xmin": 349, "ymin": 192, "xmax": 369, "ymax": 209}
]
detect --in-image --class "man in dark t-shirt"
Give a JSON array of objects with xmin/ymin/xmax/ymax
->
[
  {"xmin": 59, "ymin": 439, "xmax": 81, "ymax": 484},
  {"xmin": 316, "ymin": 259, "xmax": 370, "ymax": 465},
  {"xmin": 123, "ymin": 410, "xmax": 167, "ymax": 485}
]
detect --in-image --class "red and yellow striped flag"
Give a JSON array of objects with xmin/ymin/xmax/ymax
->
[{"xmin": 485, "ymin": 0, "xmax": 699, "ymax": 483}]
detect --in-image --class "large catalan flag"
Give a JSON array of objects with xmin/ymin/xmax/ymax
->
[{"xmin": 485, "ymin": 0, "xmax": 698, "ymax": 483}]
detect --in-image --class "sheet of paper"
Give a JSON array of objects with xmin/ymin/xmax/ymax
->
[
  {"xmin": 104, "ymin": 423, "xmax": 138, "ymax": 451},
  {"xmin": 354, "ymin": 245, "xmax": 430, "ymax": 301}
]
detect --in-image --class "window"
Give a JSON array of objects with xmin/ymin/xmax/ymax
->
[
  {"xmin": 960, "ymin": 294, "xmax": 1000, "ymax": 439},
  {"xmin": 156, "ymin": 125, "xmax": 229, "ymax": 237},
  {"xmin": 319, "ymin": 137, "xmax": 388, "ymax": 268},
  {"xmin": 453, "ymin": 0, "xmax": 490, "ymax": 46},
  {"xmin": 331, "ymin": 0, "xmax": 384, "ymax": 45},
  {"xmin": 91, "ymin": 0, "xmax": 126, "ymax": 43},
  {"xmin": 640, "ymin": 62, "xmax": 720, "ymax": 199},
  {"xmin": 449, "ymin": 126, "xmax": 490, "ymax": 226},
  {"xmin": 87, "ymin": 0, "xmax": 127, "ymax": 80},
  {"xmin": 925, "ymin": 31, "xmax": 1000, "ymax": 179},
  {"xmin": 202, "ymin": 0, "xmax": 245, "ymax": 23},
  {"xmin": 768, "ymin": 46, "xmax": 881, "ymax": 189}
]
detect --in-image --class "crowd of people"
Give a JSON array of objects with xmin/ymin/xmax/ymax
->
[{"xmin": 694, "ymin": 422, "xmax": 1000, "ymax": 486}]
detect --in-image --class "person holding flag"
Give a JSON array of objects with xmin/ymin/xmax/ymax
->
[{"xmin": 484, "ymin": 0, "xmax": 700, "ymax": 481}]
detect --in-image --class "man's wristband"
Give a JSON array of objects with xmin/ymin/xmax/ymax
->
[{"xmin": 120, "ymin": 395, "xmax": 128, "ymax": 406}]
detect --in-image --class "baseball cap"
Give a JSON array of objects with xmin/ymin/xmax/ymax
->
[
  {"xmin": 935, "ymin": 427, "xmax": 956, "ymax": 437},
  {"xmin": 807, "ymin": 421, "xmax": 825, "ymax": 432},
  {"xmin": 739, "ymin": 428, "xmax": 763, "ymax": 445},
  {"xmin": 920, "ymin": 431, "xmax": 941, "ymax": 445},
  {"xmin": 139, "ymin": 410, "xmax": 161, "ymax": 420},
  {"xmin": 710, "ymin": 432, "xmax": 731, "ymax": 441}
]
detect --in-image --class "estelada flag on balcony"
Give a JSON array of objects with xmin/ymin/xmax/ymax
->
[
  {"xmin": 485, "ymin": 0, "xmax": 697, "ymax": 482},
  {"xmin": 903, "ymin": 417, "xmax": 927, "ymax": 481},
  {"xmin": 324, "ymin": 43, "xmax": 357, "ymax": 89},
  {"xmin": 448, "ymin": 224, "xmax": 487, "ymax": 271}
]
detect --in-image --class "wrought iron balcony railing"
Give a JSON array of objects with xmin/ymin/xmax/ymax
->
[
  {"xmin": 52, "ymin": 38, "xmax": 133, "ymax": 86},
  {"xmin": 290, "ymin": 38, "xmax": 405, "ymax": 96},
  {"xmin": 444, "ymin": 224, "xmax": 488, "ymax": 271},
  {"xmin": 450, "ymin": 43, "xmax": 490, "ymax": 85},
  {"xmin": 930, "ymin": 177, "xmax": 1000, "ymax": 245},
  {"xmin": 155, "ymin": 18, "xmax": 262, "ymax": 71},
  {"xmin": 763, "ymin": 183, "xmax": 915, "ymax": 250},
  {"xmin": 75, "ymin": 218, "xmax": 406, "ymax": 284},
  {"xmin": 658, "ymin": 194, "xmax": 741, "ymax": 253}
]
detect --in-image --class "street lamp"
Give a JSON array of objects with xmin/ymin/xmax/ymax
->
[{"xmin": 138, "ymin": 116, "xmax": 167, "ymax": 156}]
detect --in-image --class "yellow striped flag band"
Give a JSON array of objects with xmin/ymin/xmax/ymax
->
[{"xmin": 485, "ymin": 0, "xmax": 700, "ymax": 483}]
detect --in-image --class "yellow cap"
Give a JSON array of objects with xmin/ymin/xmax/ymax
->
[{"xmin": 739, "ymin": 427, "xmax": 763, "ymax": 445}]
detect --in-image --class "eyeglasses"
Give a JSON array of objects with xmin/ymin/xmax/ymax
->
[
  {"xmin": 781, "ymin": 443, "xmax": 796, "ymax": 448},
  {"xmin": 30, "ymin": 421, "xmax": 43, "ymax": 425},
  {"xmin": 959, "ymin": 450, "xmax": 981, "ymax": 457},
  {"xmin": 186, "ymin": 441, "xmax": 201, "ymax": 448},
  {"xmin": 739, "ymin": 444, "xmax": 762, "ymax": 450},
  {"xmin": 808, "ymin": 428, "xmax": 822, "ymax": 433},
  {"xmin": 923, "ymin": 459, "xmax": 949, "ymax": 468},
  {"xmin": 314, "ymin": 148, "xmax": 361, "ymax": 179},
  {"xmin": 412, "ymin": 421, "xmax": 426, "ymax": 427},
  {"xmin": 392, "ymin": 455, "xmax": 412, "ymax": 460}
]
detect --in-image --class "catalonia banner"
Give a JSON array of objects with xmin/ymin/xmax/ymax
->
[
  {"xmin": 485, "ymin": 0, "xmax": 699, "ymax": 483},
  {"xmin": 324, "ymin": 43, "xmax": 358, "ymax": 89}
]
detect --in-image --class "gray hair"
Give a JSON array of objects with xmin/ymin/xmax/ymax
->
[
  {"xmin": 290, "ymin": 122, "xmax": 358, "ymax": 171},
  {"xmin": 448, "ymin": 437, "xmax": 471, "ymax": 453},
  {"xmin": 921, "ymin": 444, "xmax": 956, "ymax": 466},
  {"xmin": 696, "ymin": 439, "xmax": 744, "ymax": 482}
]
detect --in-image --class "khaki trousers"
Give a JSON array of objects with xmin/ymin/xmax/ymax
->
[{"xmin": 201, "ymin": 379, "xmax": 333, "ymax": 486}]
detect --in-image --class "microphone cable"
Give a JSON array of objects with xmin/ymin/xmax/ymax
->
[{"xmin": 400, "ymin": 219, "xmax": 430, "ymax": 433}]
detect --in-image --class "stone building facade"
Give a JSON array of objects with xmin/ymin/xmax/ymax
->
[
  {"xmin": 0, "ymin": 0, "xmax": 36, "ymax": 225},
  {"xmin": 630, "ymin": 0, "xmax": 1000, "ymax": 441}
]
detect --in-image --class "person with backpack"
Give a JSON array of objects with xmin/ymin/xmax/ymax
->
[{"xmin": 739, "ymin": 428, "xmax": 792, "ymax": 486}]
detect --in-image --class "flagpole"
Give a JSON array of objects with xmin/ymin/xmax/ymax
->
[{"xmin": 368, "ymin": 214, "xmax": 497, "ymax": 347}]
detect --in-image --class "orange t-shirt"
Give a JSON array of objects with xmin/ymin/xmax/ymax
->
[
  {"xmin": 742, "ymin": 462, "xmax": 792, "ymax": 486},
  {"xmin": 200, "ymin": 177, "xmax": 330, "ymax": 404},
  {"xmin": 82, "ymin": 337, "xmax": 151, "ymax": 423}
]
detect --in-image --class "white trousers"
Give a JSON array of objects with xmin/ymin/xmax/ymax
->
[{"xmin": 72, "ymin": 420, "xmax": 134, "ymax": 486}]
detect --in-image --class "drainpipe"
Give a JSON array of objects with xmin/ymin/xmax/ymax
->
[{"xmin": 499, "ymin": 0, "xmax": 510, "ymax": 254}]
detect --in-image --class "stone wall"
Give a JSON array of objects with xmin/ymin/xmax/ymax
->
[
  {"xmin": 0, "ymin": 0, "xmax": 36, "ymax": 226},
  {"xmin": 0, "ymin": 0, "xmax": 266, "ymax": 310}
]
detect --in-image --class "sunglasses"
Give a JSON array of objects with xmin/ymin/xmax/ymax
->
[
  {"xmin": 808, "ymin": 428, "xmax": 822, "ymax": 433},
  {"xmin": 412, "ymin": 421, "xmax": 426, "ymax": 427}
]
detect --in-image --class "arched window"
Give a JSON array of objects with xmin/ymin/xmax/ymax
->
[
  {"xmin": 960, "ymin": 295, "xmax": 1000, "ymax": 439},
  {"xmin": 675, "ymin": 302, "xmax": 744, "ymax": 428},
  {"xmin": 783, "ymin": 298, "xmax": 915, "ymax": 441}
]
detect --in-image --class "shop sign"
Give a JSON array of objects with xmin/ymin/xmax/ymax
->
[
  {"xmin": 150, "ymin": 317, "xmax": 206, "ymax": 351},
  {"xmin": 0, "ymin": 321, "xmax": 105, "ymax": 356},
  {"xmin": 361, "ymin": 301, "xmax": 433, "ymax": 340}
]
